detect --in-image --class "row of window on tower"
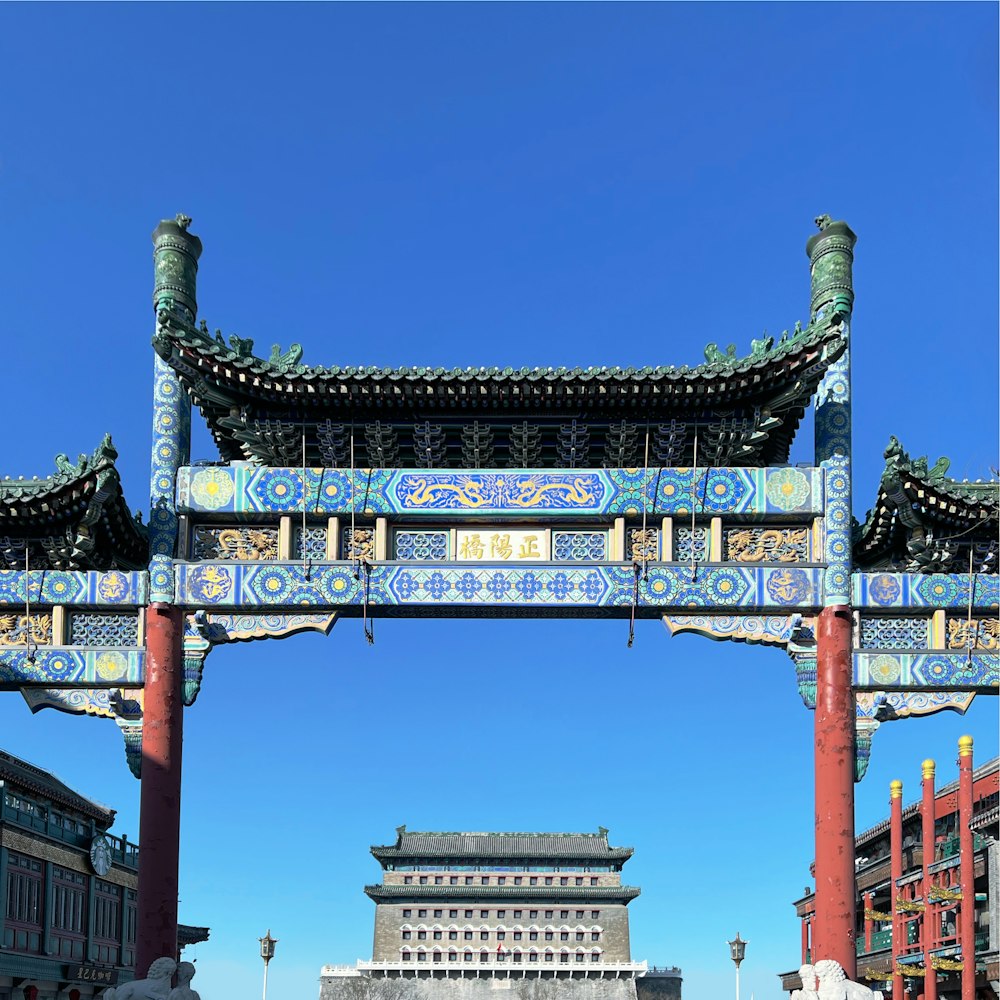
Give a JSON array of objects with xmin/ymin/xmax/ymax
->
[
  {"xmin": 399, "ymin": 948, "xmax": 605, "ymax": 964},
  {"xmin": 401, "ymin": 909, "xmax": 601, "ymax": 920},
  {"xmin": 402, "ymin": 874, "xmax": 603, "ymax": 886},
  {"xmin": 403, "ymin": 929, "xmax": 602, "ymax": 942}
]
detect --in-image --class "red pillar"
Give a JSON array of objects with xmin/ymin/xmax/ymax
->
[
  {"xmin": 802, "ymin": 915, "xmax": 810, "ymax": 963},
  {"xmin": 891, "ymin": 779, "xmax": 904, "ymax": 1000},
  {"xmin": 863, "ymin": 891, "xmax": 874, "ymax": 954},
  {"xmin": 135, "ymin": 603, "xmax": 184, "ymax": 977},
  {"xmin": 922, "ymin": 760, "xmax": 937, "ymax": 1000},
  {"xmin": 958, "ymin": 736, "xmax": 974, "ymax": 1000},
  {"xmin": 814, "ymin": 605, "xmax": 856, "ymax": 975}
]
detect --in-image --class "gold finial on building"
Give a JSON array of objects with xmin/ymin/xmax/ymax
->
[
  {"xmin": 890, "ymin": 780, "xmax": 903, "ymax": 798},
  {"xmin": 922, "ymin": 759, "xmax": 936, "ymax": 779},
  {"xmin": 958, "ymin": 735, "xmax": 974, "ymax": 757}
]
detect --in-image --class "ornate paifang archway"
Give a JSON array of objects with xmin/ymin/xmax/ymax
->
[{"xmin": 0, "ymin": 216, "xmax": 995, "ymax": 980}]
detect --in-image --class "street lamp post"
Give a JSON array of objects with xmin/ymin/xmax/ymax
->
[
  {"xmin": 728, "ymin": 932, "xmax": 747, "ymax": 1000},
  {"xmin": 259, "ymin": 929, "xmax": 278, "ymax": 1000}
]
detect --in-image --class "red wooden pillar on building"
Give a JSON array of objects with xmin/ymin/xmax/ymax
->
[
  {"xmin": 891, "ymin": 779, "xmax": 904, "ymax": 1000},
  {"xmin": 958, "ymin": 736, "xmax": 974, "ymax": 1000},
  {"xmin": 135, "ymin": 604, "xmax": 185, "ymax": 976},
  {"xmin": 802, "ymin": 915, "xmax": 810, "ymax": 964},
  {"xmin": 863, "ymin": 891, "xmax": 874, "ymax": 955},
  {"xmin": 813, "ymin": 605, "xmax": 856, "ymax": 975},
  {"xmin": 922, "ymin": 759, "xmax": 937, "ymax": 1000}
]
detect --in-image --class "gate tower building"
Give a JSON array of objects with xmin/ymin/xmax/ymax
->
[{"xmin": 367, "ymin": 827, "xmax": 637, "ymax": 967}]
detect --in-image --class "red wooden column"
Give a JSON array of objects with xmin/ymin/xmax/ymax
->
[
  {"xmin": 135, "ymin": 604, "xmax": 185, "ymax": 976},
  {"xmin": 958, "ymin": 736, "xmax": 974, "ymax": 1000},
  {"xmin": 891, "ymin": 779, "xmax": 904, "ymax": 1000},
  {"xmin": 802, "ymin": 915, "xmax": 810, "ymax": 963},
  {"xmin": 813, "ymin": 605, "xmax": 856, "ymax": 975},
  {"xmin": 863, "ymin": 891, "xmax": 874, "ymax": 954},
  {"xmin": 922, "ymin": 759, "xmax": 937, "ymax": 1000}
]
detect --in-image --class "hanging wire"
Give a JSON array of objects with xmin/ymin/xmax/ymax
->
[
  {"xmin": 301, "ymin": 421, "xmax": 311, "ymax": 582},
  {"xmin": 640, "ymin": 423, "xmax": 651, "ymax": 579},
  {"xmin": 350, "ymin": 423, "xmax": 359, "ymax": 580},
  {"xmin": 24, "ymin": 547, "xmax": 36, "ymax": 664},
  {"xmin": 362, "ymin": 559, "xmax": 375, "ymax": 645},
  {"xmin": 690, "ymin": 425, "xmax": 699, "ymax": 583},
  {"xmin": 626, "ymin": 562, "xmax": 640, "ymax": 649},
  {"xmin": 966, "ymin": 546, "xmax": 977, "ymax": 666}
]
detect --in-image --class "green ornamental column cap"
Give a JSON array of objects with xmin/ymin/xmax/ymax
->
[
  {"xmin": 152, "ymin": 213, "xmax": 203, "ymax": 323},
  {"xmin": 806, "ymin": 214, "xmax": 857, "ymax": 322}
]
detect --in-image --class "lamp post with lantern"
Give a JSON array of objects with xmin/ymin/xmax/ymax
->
[
  {"xmin": 728, "ymin": 932, "xmax": 747, "ymax": 1000},
  {"xmin": 259, "ymin": 929, "xmax": 278, "ymax": 1000}
]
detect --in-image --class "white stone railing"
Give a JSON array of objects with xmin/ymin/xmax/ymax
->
[{"xmin": 321, "ymin": 960, "xmax": 650, "ymax": 979}]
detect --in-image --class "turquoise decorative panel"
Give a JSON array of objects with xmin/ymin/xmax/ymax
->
[
  {"xmin": 177, "ymin": 466, "xmax": 824, "ymax": 517},
  {"xmin": 858, "ymin": 616, "xmax": 929, "ymax": 649},
  {"xmin": 551, "ymin": 531, "xmax": 607, "ymax": 562},
  {"xmin": 0, "ymin": 571, "xmax": 147, "ymax": 606},
  {"xmin": 394, "ymin": 530, "xmax": 450, "ymax": 561},
  {"xmin": 854, "ymin": 651, "xmax": 998, "ymax": 690},
  {"xmin": 174, "ymin": 561, "xmax": 823, "ymax": 611},
  {"xmin": 0, "ymin": 648, "xmax": 144, "ymax": 687},
  {"xmin": 852, "ymin": 572, "xmax": 999, "ymax": 610}
]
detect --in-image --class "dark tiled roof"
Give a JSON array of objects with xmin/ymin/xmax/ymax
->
[
  {"xmin": 372, "ymin": 829, "xmax": 632, "ymax": 861},
  {"xmin": 0, "ymin": 749, "xmax": 115, "ymax": 825},
  {"xmin": 152, "ymin": 312, "xmax": 847, "ymax": 468},
  {"xmin": 854, "ymin": 437, "xmax": 998, "ymax": 574},
  {"xmin": 178, "ymin": 924, "xmax": 211, "ymax": 947},
  {"xmin": 0, "ymin": 435, "xmax": 147, "ymax": 571},
  {"xmin": 365, "ymin": 885, "xmax": 640, "ymax": 903}
]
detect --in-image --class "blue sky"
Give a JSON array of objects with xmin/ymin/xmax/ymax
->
[{"xmin": 0, "ymin": 4, "xmax": 997, "ymax": 999}]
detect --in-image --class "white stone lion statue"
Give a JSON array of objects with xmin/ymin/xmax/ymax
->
[
  {"xmin": 167, "ymin": 962, "xmax": 201, "ymax": 1000},
  {"xmin": 814, "ymin": 959, "xmax": 884, "ymax": 1000},
  {"xmin": 791, "ymin": 964, "xmax": 818, "ymax": 1000},
  {"xmin": 103, "ymin": 957, "xmax": 176, "ymax": 999}
]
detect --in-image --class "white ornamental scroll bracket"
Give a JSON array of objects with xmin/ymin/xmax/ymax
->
[
  {"xmin": 854, "ymin": 690, "xmax": 977, "ymax": 781},
  {"xmin": 662, "ymin": 612, "xmax": 815, "ymax": 703},
  {"xmin": 182, "ymin": 610, "xmax": 340, "ymax": 706}
]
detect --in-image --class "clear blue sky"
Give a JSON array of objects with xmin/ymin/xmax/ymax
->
[{"xmin": 1, "ymin": 4, "xmax": 997, "ymax": 999}]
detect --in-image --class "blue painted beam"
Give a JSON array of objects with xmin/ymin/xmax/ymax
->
[
  {"xmin": 852, "ymin": 572, "xmax": 999, "ymax": 611},
  {"xmin": 0, "ymin": 571, "xmax": 147, "ymax": 607},
  {"xmin": 174, "ymin": 561, "xmax": 823, "ymax": 612},
  {"xmin": 0, "ymin": 648, "xmax": 144, "ymax": 688},
  {"xmin": 176, "ymin": 465, "xmax": 824, "ymax": 518},
  {"xmin": 854, "ymin": 651, "xmax": 998, "ymax": 691}
]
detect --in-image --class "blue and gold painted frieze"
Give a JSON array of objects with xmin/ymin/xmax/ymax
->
[
  {"xmin": 0, "ymin": 648, "xmax": 143, "ymax": 688},
  {"xmin": 174, "ymin": 561, "xmax": 823, "ymax": 611},
  {"xmin": 177, "ymin": 466, "xmax": 824, "ymax": 517},
  {"xmin": 852, "ymin": 573, "xmax": 999, "ymax": 610},
  {"xmin": 854, "ymin": 651, "xmax": 998, "ymax": 691},
  {"xmin": 0, "ymin": 570, "xmax": 147, "ymax": 607}
]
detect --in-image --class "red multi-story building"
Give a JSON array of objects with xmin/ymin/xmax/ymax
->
[
  {"xmin": 0, "ymin": 750, "xmax": 208, "ymax": 1000},
  {"xmin": 781, "ymin": 739, "xmax": 998, "ymax": 999}
]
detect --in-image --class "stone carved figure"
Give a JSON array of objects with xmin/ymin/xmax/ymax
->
[
  {"xmin": 103, "ymin": 957, "xmax": 176, "ymax": 1000},
  {"xmin": 791, "ymin": 963, "xmax": 819, "ymax": 1000},
  {"xmin": 814, "ymin": 959, "xmax": 883, "ymax": 1000},
  {"xmin": 167, "ymin": 961, "xmax": 201, "ymax": 1000}
]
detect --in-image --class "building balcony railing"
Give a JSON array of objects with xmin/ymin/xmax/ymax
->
[
  {"xmin": 939, "ymin": 834, "xmax": 987, "ymax": 859},
  {"xmin": 857, "ymin": 929, "xmax": 894, "ymax": 955},
  {"xmin": 856, "ymin": 930, "xmax": 992, "ymax": 961},
  {"xmin": 1, "ymin": 803, "xmax": 139, "ymax": 868}
]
